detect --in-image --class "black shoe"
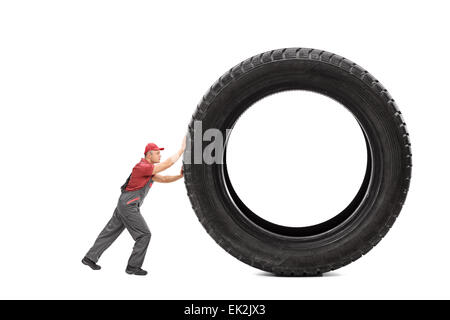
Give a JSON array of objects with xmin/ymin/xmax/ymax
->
[
  {"xmin": 82, "ymin": 257, "xmax": 101, "ymax": 270},
  {"xmin": 126, "ymin": 266, "xmax": 148, "ymax": 276}
]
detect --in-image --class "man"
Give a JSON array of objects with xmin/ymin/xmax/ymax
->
[{"xmin": 82, "ymin": 137, "xmax": 186, "ymax": 276}]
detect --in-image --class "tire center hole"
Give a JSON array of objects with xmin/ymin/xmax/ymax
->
[{"xmin": 225, "ymin": 90, "xmax": 368, "ymax": 228}]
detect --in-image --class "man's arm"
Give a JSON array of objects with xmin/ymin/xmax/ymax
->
[
  {"xmin": 152, "ymin": 167, "xmax": 183, "ymax": 183},
  {"xmin": 153, "ymin": 136, "xmax": 186, "ymax": 175}
]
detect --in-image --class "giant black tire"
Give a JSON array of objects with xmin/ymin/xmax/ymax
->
[{"xmin": 183, "ymin": 48, "xmax": 412, "ymax": 276}]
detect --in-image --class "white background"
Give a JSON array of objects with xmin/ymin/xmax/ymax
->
[
  {"xmin": 0, "ymin": 0, "xmax": 448, "ymax": 299},
  {"xmin": 227, "ymin": 91, "xmax": 368, "ymax": 227}
]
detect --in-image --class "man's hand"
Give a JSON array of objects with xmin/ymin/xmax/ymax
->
[
  {"xmin": 152, "ymin": 170, "xmax": 183, "ymax": 183},
  {"xmin": 153, "ymin": 136, "xmax": 187, "ymax": 175}
]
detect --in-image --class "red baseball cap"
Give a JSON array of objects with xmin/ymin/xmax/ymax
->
[{"xmin": 144, "ymin": 143, "xmax": 164, "ymax": 155}]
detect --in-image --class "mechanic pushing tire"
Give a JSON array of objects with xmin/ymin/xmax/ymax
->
[{"xmin": 183, "ymin": 48, "xmax": 412, "ymax": 276}]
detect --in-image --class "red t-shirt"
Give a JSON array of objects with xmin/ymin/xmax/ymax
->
[{"xmin": 125, "ymin": 158, "xmax": 155, "ymax": 191}]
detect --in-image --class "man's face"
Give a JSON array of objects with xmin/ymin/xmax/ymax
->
[{"xmin": 149, "ymin": 150, "xmax": 161, "ymax": 163}]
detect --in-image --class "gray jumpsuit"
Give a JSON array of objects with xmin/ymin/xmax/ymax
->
[{"xmin": 85, "ymin": 175, "xmax": 153, "ymax": 269}]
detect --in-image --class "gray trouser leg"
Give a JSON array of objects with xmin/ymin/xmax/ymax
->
[
  {"xmin": 85, "ymin": 207, "xmax": 125, "ymax": 262},
  {"xmin": 120, "ymin": 208, "xmax": 151, "ymax": 269}
]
